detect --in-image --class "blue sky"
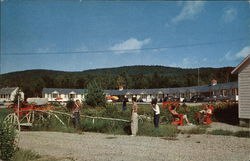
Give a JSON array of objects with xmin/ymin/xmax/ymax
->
[{"xmin": 1, "ymin": 1, "xmax": 250, "ymax": 74}]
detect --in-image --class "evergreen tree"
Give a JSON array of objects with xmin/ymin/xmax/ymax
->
[{"xmin": 85, "ymin": 80, "xmax": 106, "ymax": 107}]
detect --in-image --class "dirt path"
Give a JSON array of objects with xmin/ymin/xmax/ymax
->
[{"xmin": 19, "ymin": 130, "xmax": 250, "ymax": 161}]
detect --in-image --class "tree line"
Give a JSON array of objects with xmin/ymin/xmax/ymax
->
[{"xmin": 0, "ymin": 66, "xmax": 237, "ymax": 99}]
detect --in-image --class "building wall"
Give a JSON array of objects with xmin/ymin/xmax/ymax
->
[{"xmin": 238, "ymin": 62, "xmax": 250, "ymax": 119}]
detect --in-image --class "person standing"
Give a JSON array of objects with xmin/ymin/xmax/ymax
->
[
  {"xmin": 72, "ymin": 99, "xmax": 83, "ymax": 129},
  {"xmin": 122, "ymin": 95, "xmax": 128, "ymax": 111},
  {"xmin": 151, "ymin": 98, "xmax": 160, "ymax": 128},
  {"xmin": 131, "ymin": 97, "xmax": 138, "ymax": 136}
]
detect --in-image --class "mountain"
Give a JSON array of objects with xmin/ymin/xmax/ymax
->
[{"xmin": 0, "ymin": 65, "xmax": 237, "ymax": 98}]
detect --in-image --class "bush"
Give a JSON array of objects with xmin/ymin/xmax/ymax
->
[
  {"xmin": 0, "ymin": 108, "xmax": 12, "ymax": 122},
  {"xmin": 81, "ymin": 118, "xmax": 128, "ymax": 135},
  {"xmin": 31, "ymin": 113, "xmax": 77, "ymax": 133},
  {"xmin": 85, "ymin": 80, "xmax": 106, "ymax": 107},
  {"xmin": 0, "ymin": 121, "xmax": 18, "ymax": 161},
  {"xmin": 213, "ymin": 103, "xmax": 239, "ymax": 125},
  {"xmin": 66, "ymin": 100, "xmax": 75, "ymax": 111}
]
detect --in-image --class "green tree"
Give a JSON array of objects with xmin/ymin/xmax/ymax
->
[
  {"xmin": 85, "ymin": 80, "xmax": 106, "ymax": 107},
  {"xmin": 116, "ymin": 75, "xmax": 125, "ymax": 89}
]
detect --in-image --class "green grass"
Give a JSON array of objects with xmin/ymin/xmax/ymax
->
[
  {"xmin": 181, "ymin": 126, "xmax": 207, "ymax": 135},
  {"xmin": 12, "ymin": 149, "xmax": 74, "ymax": 161},
  {"xmin": 12, "ymin": 149, "xmax": 41, "ymax": 161},
  {"xmin": 208, "ymin": 129, "xmax": 234, "ymax": 136},
  {"xmin": 234, "ymin": 131, "xmax": 250, "ymax": 138},
  {"xmin": 208, "ymin": 129, "xmax": 250, "ymax": 138},
  {"xmin": 80, "ymin": 118, "xmax": 128, "ymax": 135}
]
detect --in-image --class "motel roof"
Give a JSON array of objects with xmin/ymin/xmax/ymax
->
[
  {"xmin": 42, "ymin": 88, "xmax": 86, "ymax": 95},
  {"xmin": 42, "ymin": 82, "xmax": 238, "ymax": 96}
]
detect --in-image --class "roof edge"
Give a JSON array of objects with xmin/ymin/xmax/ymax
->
[{"xmin": 231, "ymin": 54, "xmax": 250, "ymax": 74}]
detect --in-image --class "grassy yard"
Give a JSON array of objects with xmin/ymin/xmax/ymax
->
[{"xmin": 0, "ymin": 102, "xmax": 243, "ymax": 138}]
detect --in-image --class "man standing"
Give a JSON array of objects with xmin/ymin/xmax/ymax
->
[
  {"xmin": 72, "ymin": 99, "xmax": 83, "ymax": 129},
  {"xmin": 151, "ymin": 98, "xmax": 160, "ymax": 128},
  {"xmin": 122, "ymin": 95, "xmax": 128, "ymax": 111}
]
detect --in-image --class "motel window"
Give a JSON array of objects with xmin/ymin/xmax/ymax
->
[
  {"xmin": 69, "ymin": 94, "xmax": 75, "ymax": 99},
  {"xmin": 52, "ymin": 93, "xmax": 59, "ymax": 98},
  {"xmin": 142, "ymin": 94, "xmax": 147, "ymax": 99},
  {"xmin": 223, "ymin": 90, "xmax": 228, "ymax": 96}
]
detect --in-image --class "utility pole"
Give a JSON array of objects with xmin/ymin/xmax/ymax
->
[
  {"xmin": 17, "ymin": 92, "xmax": 20, "ymax": 119},
  {"xmin": 198, "ymin": 68, "xmax": 200, "ymax": 86}
]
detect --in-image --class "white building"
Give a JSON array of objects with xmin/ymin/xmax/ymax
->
[
  {"xmin": 42, "ymin": 81, "xmax": 238, "ymax": 103},
  {"xmin": 232, "ymin": 54, "xmax": 250, "ymax": 126},
  {"xmin": 0, "ymin": 87, "xmax": 24, "ymax": 102},
  {"xmin": 42, "ymin": 88, "xmax": 85, "ymax": 102}
]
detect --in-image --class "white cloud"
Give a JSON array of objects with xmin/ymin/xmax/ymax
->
[
  {"xmin": 221, "ymin": 51, "xmax": 234, "ymax": 61},
  {"xmin": 170, "ymin": 57, "xmax": 199, "ymax": 68},
  {"xmin": 202, "ymin": 58, "xmax": 208, "ymax": 62},
  {"xmin": 109, "ymin": 38, "xmax": 151, "ymax": 54},
  {"xmin": 235, "ymin": 46, "xmax": 250, "ymax": 58},
  {"xmin": 220, "ymin": 46, "xmax": 250, "ymax": 62},
  {"xmin": 171, "ymin": 1, "xmax": 205, "ymax": 24},
  {"xmin": 222, "ymin": 7, "xmax": 237, "ymax": 23}
]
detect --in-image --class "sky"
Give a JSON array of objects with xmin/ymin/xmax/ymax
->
[{"xmin": 1, "ymin": 0, "xmax": 250, "ymax": 74}]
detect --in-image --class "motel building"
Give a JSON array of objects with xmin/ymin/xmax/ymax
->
[{"xmin": 42, "ymin": 81, "xmax": 238, "ymax": 103}]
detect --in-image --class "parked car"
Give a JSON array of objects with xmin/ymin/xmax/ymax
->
[
  {"xmin": 162, "ymin": 96, "xmax": 180, "ymax": 108},
  {"xmin": 190, "ymin": 95, "xmax": 206, "ymax": 103},
  {"xmin": 0, "ymin": 101, "xmax": 4, "ymax": 106},
  {"xmin": 163, "ymin": 96, "xmax": 180, "ymax": 102},
  {"xmin": 204, "ymin": 95, "xmax": 234, "ymax": 102}
]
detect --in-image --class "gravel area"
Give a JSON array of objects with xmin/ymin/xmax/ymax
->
[{"xmin": 19, "ymin": 129, "xmax": 250, "ymax": 161}]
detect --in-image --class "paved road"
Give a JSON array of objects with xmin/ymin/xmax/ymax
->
[{"xmin": 19, "ymin": 131, "xmax": 250, "ymax": 161}]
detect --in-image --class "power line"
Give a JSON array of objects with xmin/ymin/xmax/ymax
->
[{"xmin": 1, "ymin": 37, "xmax": 248, "ymax": 56}]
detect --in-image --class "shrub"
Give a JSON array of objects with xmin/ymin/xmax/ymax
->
[
  {"xmin": 0, "ymin": 108, "xmax": 12, "ymax": 122},
  {"xmin": 85, "ymin": 80, "xmax": 106, "ymax": 107},
  {"xmin": 66, "ymin": 100, "xmax": 75, "ymax": 111},
  {"xmin": 213, "ymin": 103, "xmax": 239, "ymax": 125},
  {"xmin": 81, "ymin": 118, "xmax": 128, "ymax": 135},
  {"xmin": 31, "ymin": 113, "xmax": 76, "ymax": 133},
  {"xmin": 0, "ymin": 121, "xmax": 18, "ymax": 161}
]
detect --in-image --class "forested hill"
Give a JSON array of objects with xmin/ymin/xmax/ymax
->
[{"xmin": 0, "ymin": 65, "xmax": 237, "ymax": 98}]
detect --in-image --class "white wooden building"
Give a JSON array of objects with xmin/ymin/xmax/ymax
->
[
  {"xmin": 232, "ymin": 54, "xmax": 250, "ymax": 126},
  {"xmin": 42, "ymin": 88, "xmax": 85, "ymax": 102},
  {"xmin": 0, "ymin": 87, "xmax": 24, "ymax": 102}
]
